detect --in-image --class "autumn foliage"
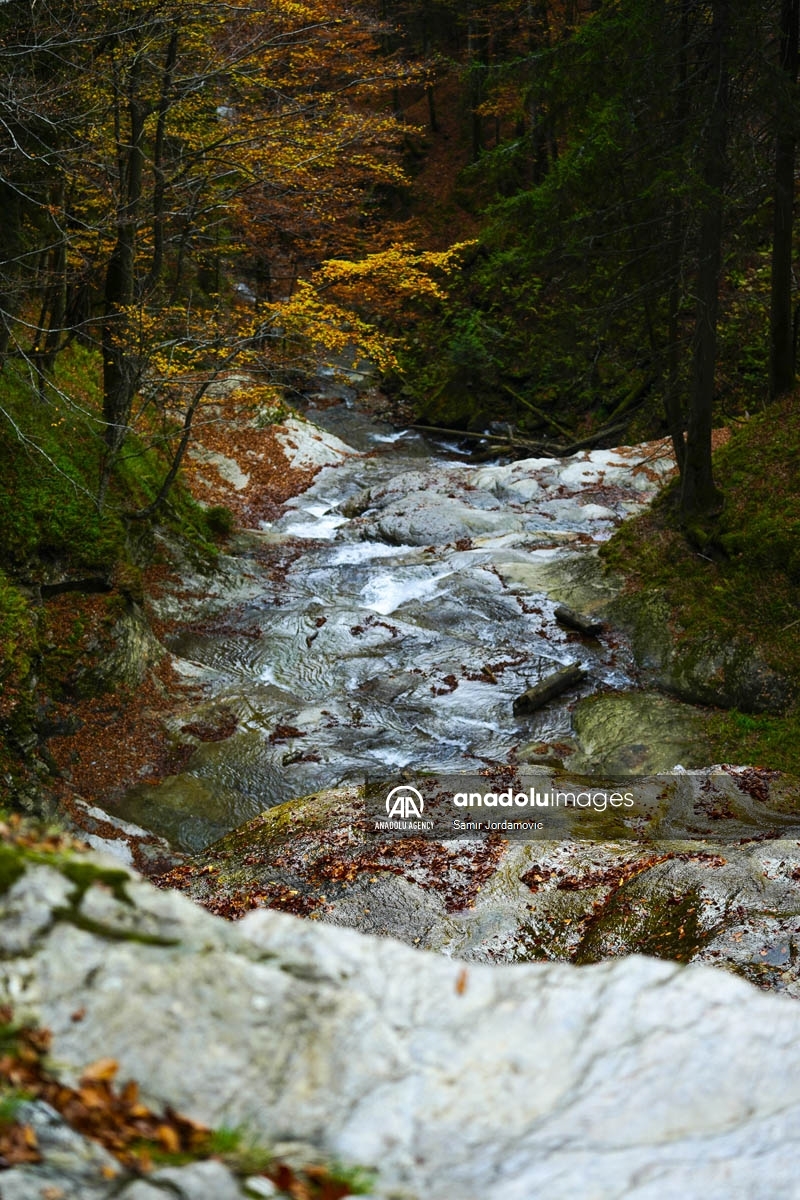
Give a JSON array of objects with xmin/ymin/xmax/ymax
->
[{"xmin": 0, "ymin": 1007, "xmax": 368, "ymax": 1195}]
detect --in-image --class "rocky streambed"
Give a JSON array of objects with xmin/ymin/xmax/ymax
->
[
  {"xmin": 75, "ymin": 404, "xmax": 800, "ymax": 995},
  {"xmin": 116, "ymin": 410, "xmax": 702, "ymax": 849},
  {"xmin": 6, "ymin": 406, "xmax": 800, "ymax": 1200}
]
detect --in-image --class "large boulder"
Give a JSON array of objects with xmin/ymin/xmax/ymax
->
[{"xmin": 3, "ymin": 844, "xmax": 800, "ymax": 1198}]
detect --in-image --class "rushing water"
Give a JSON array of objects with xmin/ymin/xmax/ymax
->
[{"xmin": 117, "ymin": 406, "xmax": 679, "ymax": 851}]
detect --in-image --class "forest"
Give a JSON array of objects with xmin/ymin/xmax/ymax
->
[
  {"xmin": 0, "ymin": 0, "xmax": 799, "ymax": 835},
  {"xmin": 3, "ymin": 3, "xmax": 800, "ymax": 1197},
  {"xmin": 0, "ymin": 0, "xmax": 798, "ymax": 795},
  {"xmin": 1, "ymin": 0, "xmax": 797, "ymax": 513}
]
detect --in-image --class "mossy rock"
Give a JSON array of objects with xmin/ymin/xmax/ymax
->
[
  {"xmin": 570, "ymin": 690, "xmax": 711, "ymax": 774},
  {"xmin": 610, "ymin": 588, "xmax": 792, "ymax": 715}
]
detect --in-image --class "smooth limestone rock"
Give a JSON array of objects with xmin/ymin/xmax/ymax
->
[
  {"xmin": 566, "ymin": 689, "xmax": 710, "ymax": 774},
  {"xmin": 3, "ymin": 850, "xmax": 800, "ymax": 1198},
  {"xmin": 274, "ymin": 416, "xmax": 360, "ymax": 469}
]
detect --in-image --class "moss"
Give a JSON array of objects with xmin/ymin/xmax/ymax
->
[
  {"xmin": 0, "ymin": 347, "xmax": 221, "ymax": 580},
  {"xmin": 0, "ymin": 832, "xmax": 133, "ymax": 910},
  {"xmin": 54, "ymin": 907, "xmax": 180, "ymax": 947},
  {"xmin": 0, "ymin": 844, "xmax": 28, "ymax": 896},
  {"xmin": 57, "ymin": 860, "xmax": 133, "ymax": 907},
  {"xmin": 0, "ymin": 1088, "xmax": 34, "ymax": 1127},
  {"xmin": 0, "ymin": 343, "xmax": 231, "ymax": 797},
  {"xmin": 574, "ymin": 884, "xmax": 715, "ymax": 965},
  {"xmin": 0, "ymin": 571, "xmax": 37, "ymax": 682},
  {"xmin": 706, "ymin": 708, "xmax": 800, "ymax": 777},
  {"xmin": 602, "ymin": 394, "xmax": 800, "ymax": 766},
  {"xmin": 204, "ymin": 504, "xmax": 236, "ymax": 538}
]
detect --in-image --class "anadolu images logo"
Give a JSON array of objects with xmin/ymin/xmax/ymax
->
[{"xmin": 385, "ymin": 785, "xmax": 425, "ymax": 820}]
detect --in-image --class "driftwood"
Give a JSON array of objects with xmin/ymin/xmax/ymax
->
[
  {"xmin": 513, "ymin": 663, "xmax": 587, "ymax": 715},
  {"xmin": 411, "ymin": 421, "xmax": 628, "ymax": 459},
  {"xmin": 554, "ymin": 605, "xmax": 605, "ymax": 637}
]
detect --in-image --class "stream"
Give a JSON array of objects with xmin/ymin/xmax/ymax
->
[{"xmin": 115, "ymin": 404, "xmax": 684, "ymax": 853}]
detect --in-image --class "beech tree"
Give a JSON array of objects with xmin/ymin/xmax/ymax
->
[{"xmin": 0, "ymin": 0, "xmax": 417, "ymax": 509}]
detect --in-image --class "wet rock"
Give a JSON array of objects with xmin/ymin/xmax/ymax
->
[
  {"xmin": 4, "ymin": 849, "xmax": 800, "ymax": 1198},
  {"xmin": 568, "ymin": 689, "xmax": 711, "ymax": 774},
  {"xmin": 76, "ymin": 602, "xmax": 163, "ymax": 693},
  {"xmin": 493, "ymin": 550, "xmax": 623, "ymax": 616},
  {"xmin": 340, "ymin": 487, "xmax": 373, "ymax": 518},
  {"xmin": 375, "ymin": 494, "xmax": 520, "ymax": 546},
  {"xmin": 167, "ymin": 770, "xmax": 800, "ymax": 993}
]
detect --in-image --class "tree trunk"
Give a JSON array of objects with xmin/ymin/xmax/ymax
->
[
  {"xmin": 663, "ymin": 0, "xmax": 691, "ymax": 474},
  {"xmin": 769, "ymin": 0, "xmax": 800, "ymax": 399},
  {"xmin": 99, "ymin": 70, "xmax": 145, "ymax": 508},
  {"xmin": 680, "ymin": 0, "xmax": 728, "ymax": 520}
]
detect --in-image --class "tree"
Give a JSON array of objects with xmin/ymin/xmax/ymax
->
[
  {"xmin": 680, "ymin": 0, "xmax": 729, "ymax": 519},
  {"xmin": 0, "ymin": 0, "xmax": 416, "ymax": 511},
  {"xmin": 769, "ymin": 0, "xmax": 800, "ymax": 399},
  {"xmin": 405, "ymin": 0, "xmax": 784, "ymax": 519}
]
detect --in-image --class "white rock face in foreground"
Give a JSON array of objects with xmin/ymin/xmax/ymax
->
[{"xmin": 1, "ymin": 858, "xmax": 799, "ymax": 1199}]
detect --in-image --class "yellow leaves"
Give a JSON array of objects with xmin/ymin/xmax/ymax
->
[
  {"xmin": 269, "ymin": 240, "xmax": 475, "ymax": 374},
  {"xmin": 157, "ymin": 1123, "xmax": 181, "ymax": 1154},
  {"xmin": 318, "ymin": 242, "xmax": 475, "ymax": 301}
]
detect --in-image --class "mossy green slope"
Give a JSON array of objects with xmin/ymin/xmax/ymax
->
[
  {"xmin": 0, "ymin": 346, "xmax": 227, "ymax": 802},
  {"xmin": 602, "ymin": 393, "xmax": 800, "ymax": 772}
]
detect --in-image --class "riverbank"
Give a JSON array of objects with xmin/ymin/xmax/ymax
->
[
  {"xmin": 0, "ymin": 363, "xmax": 352, "ymax": 861},
  {"xmin": 601, "ymin": 394, "xmax": 800, "ymax": 772}
]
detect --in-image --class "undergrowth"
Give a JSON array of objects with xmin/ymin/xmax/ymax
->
[
  {"xmin": 602, "ymin": 393, "xmax": 800, "ymax": 773},
  {"xmin": 0, "ymin": 344, "xmax": 228, "ymax": 795}
]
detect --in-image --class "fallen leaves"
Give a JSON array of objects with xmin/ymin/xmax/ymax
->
[
  {"xmin": 0, "ymin": 1008, "xmax": 370, "ymax": 1196},
  {"xmin": 0, "ymin": 1017, "xmax": 209, "ymax": 1173}
]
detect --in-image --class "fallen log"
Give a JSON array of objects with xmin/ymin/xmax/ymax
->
[
  {"xmin": 554, "ymin": 605, "xmax": 605, "ymax": 637},
  {"xmin": 411, "ymin": 421, "xmax": 629, "ymax": 459},
  {"xmin": 513, "ymin": 663, "xmax": 587, "ymax": 715}
]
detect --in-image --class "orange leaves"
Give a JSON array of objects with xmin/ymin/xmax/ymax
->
[
  {"xmin": 0, "ymin": 1012, "xmax": 209, "ymax": 1173},
  {"xmin": 0, "ymin": 1119, "xmax": 40, "ymax": 1168},
  {"xmin": 0, "ymin": 1008, "xmax": 373, "ymax": 1195},
  {"xmin": 81, "ymin": 1057, "xmax": 120, "ymax": 1084},
  {"xmin": 269, "ymin": 1160, "xmax": 360, "ymax": 1200}
]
